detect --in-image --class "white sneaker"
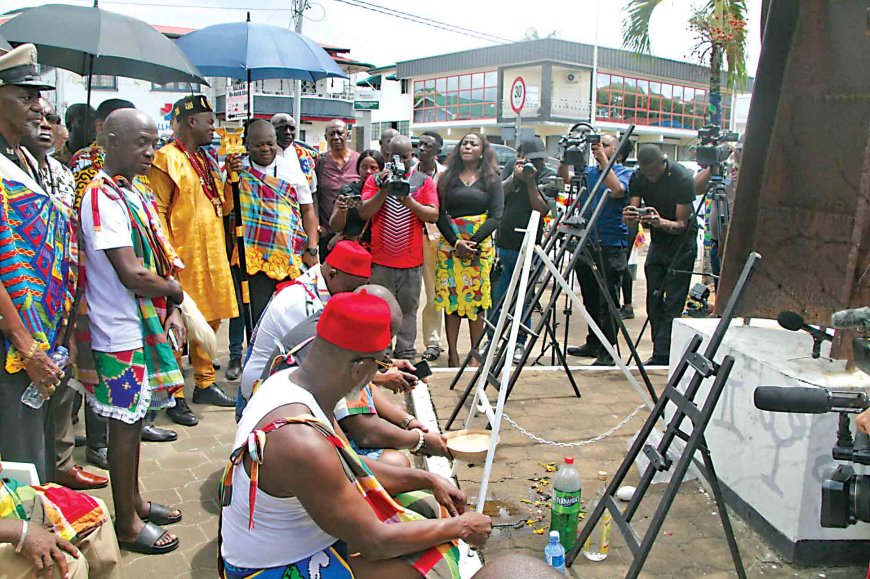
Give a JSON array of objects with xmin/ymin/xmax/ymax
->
[{"xmin": 512, "ymin": 344, "xmax": 526, "ymax": 364}]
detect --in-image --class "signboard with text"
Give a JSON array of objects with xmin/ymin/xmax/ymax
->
[{"xmin": 226, "ymin": 82, "xmax": 249, "ymax": 121}]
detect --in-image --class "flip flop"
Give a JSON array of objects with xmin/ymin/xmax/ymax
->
[
  {"xmin": 423, "ymin": 347, "xmax": 442, "ymax": 362},
  {"xmin": 142, "ymin": 502, "xmax": 182, "ymax": 526},
  {"xmin": 119, "ymin": 521, "xmax": 179, "ymax": 555}
]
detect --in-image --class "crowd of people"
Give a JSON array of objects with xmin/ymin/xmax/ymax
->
[{"xmin": 0, "ymin": 39, "xmax": 730, "ymax": 578}]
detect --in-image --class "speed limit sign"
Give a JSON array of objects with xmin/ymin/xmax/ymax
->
[{"xmin": 510, "ymin": 76, "xmax": 526, "ymax": 114}]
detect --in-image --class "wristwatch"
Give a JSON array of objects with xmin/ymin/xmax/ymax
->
[
  {"xmin": 306, "ymin": 247, "xmax": 319, "ymax": 256},
  {"xmin": 400, "ymin": 415, "xmax": 415, "ymax": 430}
]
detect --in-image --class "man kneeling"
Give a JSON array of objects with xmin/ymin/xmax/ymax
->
[{"xmin": 220, "ymin": 291, "xmax": 491, "ymax": 578}]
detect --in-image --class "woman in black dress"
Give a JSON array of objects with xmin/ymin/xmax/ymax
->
[{"xmin": 435, "ymin": 132, "xmax": 504, "ymax": 366}]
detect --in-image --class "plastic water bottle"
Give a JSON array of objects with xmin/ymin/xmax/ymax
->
[
  {"xmin": 544, "ymin": 530, "xmax": 566, "ymax": 574},
  {"xmin": 582, "ymin": 471, "xmax": 613, "ymax": 561},
  {"xmin": 549, "ymin": 456, "xmax": 582, "ymax": 550},
  {"xmin": 20, "ymin": 346, "xmax": 69, "ymax": 409}
]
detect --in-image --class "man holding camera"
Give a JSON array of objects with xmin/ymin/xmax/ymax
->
[
  {"xmin": 623, "ymin": 144, "xmax": 697, "ymax": 366},
  {"xmin": 358, "ymin": 135, "xmax": 439, "ymax": 359},
  {"xmin": 491, "ymin": 137, "xmax": 553, "ymax": 362},
  {"xmin": 559, "ymin": 134, "xmax": 633, "ymax": 366}
]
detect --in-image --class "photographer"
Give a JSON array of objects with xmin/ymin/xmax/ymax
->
[
  {"xmin": 328, "ymin": 149, "xmax": 385, "ymax": 247},
  {"xmin": 359, "ymin": 135, "xmax": 439, "ymax": 359},
  {"xmin": 490, "ymin": 137, "xmax": 552, "ymax": 363},
  {"xmin": 559, "ymin": 134, "xmax": 633, "ymax": 366},
  {"xmin": 623, "ymin": 144, "xmax": 697, "ymax": 366}
]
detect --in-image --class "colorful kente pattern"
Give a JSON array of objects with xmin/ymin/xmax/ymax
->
[{"xmin": 434, "ymin": 213, "xmax": 494, "ymax": 321}]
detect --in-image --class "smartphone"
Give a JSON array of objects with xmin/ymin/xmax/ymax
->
[
  {"xmin": 413, "ymin": 359, "xmax": 433, "ymax": 380},
  {"xmin": 345, "ymin": 194, "xmax": 362, "ymax": 209},
  {"xmin": 635, "ymin": 207, "xmax": 652, "ymax": 216}
]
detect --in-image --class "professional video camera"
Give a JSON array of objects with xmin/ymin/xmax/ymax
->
[
  {"xmin": 380, "ymin": 154, "xmax": 410, "ymax": 196},
  {"xmin": 695, "ymin": 124, "xmax": 739, "ymax": 171},
  {"xmin": 557, "ymin": 121, "xmax": 600, "ymax": 166},
  {"xmin": 754, "ymin": 307, "xmax": 870, "ymax": 528}
]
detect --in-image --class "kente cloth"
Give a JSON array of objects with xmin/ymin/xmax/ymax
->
[
  {"xmin": 221, "ymin": 543, "xmax": 353, "ymax": 579},
  {"xmin": 333, "ymin": 385, "xmax": 376, "ymax": 420},
  {"xmin": 220, "ymin": 414, "xmax": 461, "ymax": 579},
  {"xmin": 69, "ymin": 143, "xmax": 153, "ymax": 210},
  {"xmin": 0, "ymin": 476, "xmax": 109, "ymax": 543},
  {"xmin": 73, "ymin": 174, "xmax": 184, "ymax": 423},
  {"xmin": 293, "ymin": 142, "xmax": 317, "ymax": 189},
  {"xmin": 0, "ymin": 151, "xmax": 75, "ymax": 373},
  {"xmin": 434, "ymin": 214, "xmax": 494, "ymax": 321},
  {"xmin": 149, "ymin": 142, "xmax": 237, "ymax": 321},
  {"xmin": 231, "ymin": 166, "xmax": 307, "ymax": 281}
]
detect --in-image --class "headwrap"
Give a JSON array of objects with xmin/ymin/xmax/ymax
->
[
  {"xmin": 325, "ymin": 240, "xmax": 372, "ymax": 278},
  {"xmin": 316, "ymin": 291, "xmax": 391, "ymax": 352}
]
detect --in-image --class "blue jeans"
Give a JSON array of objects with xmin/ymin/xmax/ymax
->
[{"xmin": 489, "ymin": 247, "xmax": 532, "ymax": 345}]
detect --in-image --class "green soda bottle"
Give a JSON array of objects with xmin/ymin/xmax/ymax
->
[{"xmin": 549, "ymin": 456, "xmax": 581, "ymax": 550}]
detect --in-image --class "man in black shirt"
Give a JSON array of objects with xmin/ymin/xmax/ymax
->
[
  {"xmin": 623, "ymin": 144, "xmax": 697, "ymax": 365},
  {"xmin": 491, "ymin": 137, "xmax": 552, "ymax": 362}
]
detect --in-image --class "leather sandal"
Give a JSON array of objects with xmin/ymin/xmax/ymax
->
[
  {"xmin": 118, "ymin": 522, "xmax": 179, "ymax": 555},
  {"xmin": 422, "ymin": 346, "xmax": 442, "ymax": 362},
  {"xmin": 142, "ymin": 502, "xmax": 182, "ymax": 526}
]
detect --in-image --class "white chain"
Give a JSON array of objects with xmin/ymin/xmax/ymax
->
[{"xmin": 501, "ymin": 405, "xmax": 647, "ymax": 447}]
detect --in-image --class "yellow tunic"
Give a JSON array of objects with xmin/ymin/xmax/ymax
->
[{"xmin": 148, "ymin": 143, "xmax": 238, "ymax": 322}]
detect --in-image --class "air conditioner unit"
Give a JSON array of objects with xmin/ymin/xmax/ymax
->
[{"xmin": 565, "ymin": 72, "xmax": 579, "ymax": 84}]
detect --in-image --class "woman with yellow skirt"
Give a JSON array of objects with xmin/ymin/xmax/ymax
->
[{"xmin": 435, "ymin": 132, "xmax": 504, "ymax": 367}]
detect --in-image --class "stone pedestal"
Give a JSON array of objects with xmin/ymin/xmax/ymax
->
[{"xmin": 668, "ymin": 318, "xmax": 869, "ymax": 564}]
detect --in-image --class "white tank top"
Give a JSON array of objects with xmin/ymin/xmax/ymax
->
[{"xmin": 220, "ymin": 369, "xmax": 338, "ymax": 568}]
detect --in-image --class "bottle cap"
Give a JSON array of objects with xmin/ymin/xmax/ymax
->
[
  {"xmin": 597, "ymin": 470, "xmax": 608, "ymax": 481},
  {"xmin": 549, "ymin": 530, "xmax": 560, "ymax": 542},
  {"xmin": 564, "ymin": 456, "xmax": 574, "ymax": 465}
]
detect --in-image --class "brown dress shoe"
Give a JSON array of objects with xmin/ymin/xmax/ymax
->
[{"xmin": 55, "ymin": 465, "xmax": 109, "ymax": 490}]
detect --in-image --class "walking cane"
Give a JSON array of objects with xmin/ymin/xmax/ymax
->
[{"xmin": 217, "ymin": 127, "xmax": 253, "ymax": 342}]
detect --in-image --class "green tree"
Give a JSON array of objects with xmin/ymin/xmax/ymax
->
[{"xmin": 621, "ymin": 0, "xmax": 747, "ymax": 127}]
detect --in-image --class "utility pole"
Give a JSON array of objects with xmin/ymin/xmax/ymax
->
[{"xmin": 291, "ymin": 0, "xmax": 306, "ymax": 128}]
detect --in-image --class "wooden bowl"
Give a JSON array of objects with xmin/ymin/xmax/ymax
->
[{"xmin": 444, "ymin": 429, "xmax": 498, "ymax": 463}]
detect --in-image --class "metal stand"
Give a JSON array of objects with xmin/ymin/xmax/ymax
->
[
  {"xmin": 566, "ymin": 252, "xmax": 761, "ymax": 578},
  {"xmin": 445, "ymin": 127, "xmax": 661, "ymax": 431}
]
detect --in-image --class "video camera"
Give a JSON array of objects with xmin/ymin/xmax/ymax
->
[
  {"xmin": 694, "ymin": 125, "xmax": 739, "ymax": 170},
  {"xmin": 381, "ymin": 154, "xmax": 410, "ymax": 197},
  {"xmin": 753, "ymin": 307, "xmax": 870, "ymax": 528},
  {"xmin": 557, "ymin": 122, "xmax": 599, "ymax": 167}
]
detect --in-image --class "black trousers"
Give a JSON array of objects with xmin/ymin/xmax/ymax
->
[
  {"xmin": 574, "ymin": 246, "xmax": 627, "ymax": 348},
  {"xmin": 645, "ymin": 242, "xmax": 697, "ymax": 359}
]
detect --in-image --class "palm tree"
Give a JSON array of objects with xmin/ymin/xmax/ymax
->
[{"xmin": 622, "ymin": 0, "xmax": 748, "ymax": 128}]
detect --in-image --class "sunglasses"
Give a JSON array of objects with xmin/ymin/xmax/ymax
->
[
  {"xmin": 357, "ymin": 355, "xmax": 393, "ymax": 373},
  {"xmin": 44, "ymin": 113, "xmax": 61, "ymax": 125}
]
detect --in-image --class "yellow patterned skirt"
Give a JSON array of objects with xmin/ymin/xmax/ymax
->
[{"xmin": 434, "ymin": 214, "xmax": 494, "ymax": 320}]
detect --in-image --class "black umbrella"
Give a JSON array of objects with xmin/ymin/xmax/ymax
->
[{"xmin": 0, "ymin": 2, "xmax": 206, "ymax": 109}]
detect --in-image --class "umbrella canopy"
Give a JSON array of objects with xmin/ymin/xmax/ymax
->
[
  {"xmin": 176, "ymin": 21, "xmax": 347, "ymax": 82},
  {"xmin": 0, "ymin": 3, "xmax": 205, "ymax": 85},
  {"xmin": 0, "ymin": 33, "xmax": 10, "ymax": 51}
]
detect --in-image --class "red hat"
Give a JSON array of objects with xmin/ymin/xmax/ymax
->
[
  {"xmin": 325, "ymin": 240, "xmax": 371, "ymax": 278},
  {"xmin": 316, "ymin": 290, "xmax": 391, "ymax": 352}
]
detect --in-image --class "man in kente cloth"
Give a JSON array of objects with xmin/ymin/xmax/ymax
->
[
  {"xmin": 148, "ymin": 95, "xmax": 238, "ymax": 427},
  {"xmin": 76, "ymin": 109, "xmax": 186, "ymax": 555},
  {"xmin": 0, "ymin": 44, "xmax": 75, "ymax": 484},
  {"xmin": 220, "ymin": 291, "xmax": 492, "ymax": 578}
]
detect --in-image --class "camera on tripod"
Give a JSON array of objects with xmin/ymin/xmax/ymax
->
[
  {"xmin": 381, "ymin": 154, "xmax": 410, "ymax": 196},
  {"xmin": 557, "ymin": 122, "xmax": 599, "ymax": 166},
  {"xmin": 695, "ymin": 124, "xmax": 739, "ymax": 170},
  {"xmin": 754, "ymin": 333, "xmax": 870, "ymax": 528}
]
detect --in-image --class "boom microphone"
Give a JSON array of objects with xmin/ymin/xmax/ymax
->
[
  {"xmin": 754, "ymin": 386, "xmax": 869, "ymax": 414},
  {"xmin": 831, "ymin": 307, "xmax": 870, "ymax": 331},
  {"xmin": 777, "ymin": 311, "xmax": 833, "ymax": 359}
]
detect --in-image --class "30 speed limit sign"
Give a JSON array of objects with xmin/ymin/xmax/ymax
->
[{"xmin": 510, "ymin": 76, "xmax": 526, "ymax": 114}]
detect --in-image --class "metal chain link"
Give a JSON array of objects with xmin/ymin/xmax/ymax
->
[{"xmin": 501, "ymin": 405, "xmax": 647, "ymax": 448}]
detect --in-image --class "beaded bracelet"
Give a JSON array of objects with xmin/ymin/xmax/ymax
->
[
  {"xmin": 410, "ymin": 428, "xmax": 425, "ymax": 454},
  {"xmin": 15, "ymin": 520, "xmax": 28, "ymax": 553}
]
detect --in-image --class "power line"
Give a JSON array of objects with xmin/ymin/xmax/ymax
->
[{"xmin": 329, "ymin": 0, "xmax": 514, "ymax": 45}]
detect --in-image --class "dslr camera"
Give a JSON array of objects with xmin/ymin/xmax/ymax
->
[
  {"xmin": 380, "ymin": 154, "xmax": 411, "ymax": 197},
  {"xmin": 557, "ymin": 122, "xmax": 599, "ymax": 166},
  {"xmin": 695, "ymin": 124, "xmax": 739, "ymax": 171}
]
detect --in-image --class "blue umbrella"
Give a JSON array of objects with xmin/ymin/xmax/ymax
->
[{"xmin": 175, "ymin": 18, "xmax": 347, "ymax": 83}]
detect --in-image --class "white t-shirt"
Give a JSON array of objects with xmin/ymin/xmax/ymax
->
[
  {"xmin": 253, "ymin": 154, "xmax": 313, "ymax": 205},
  {"xmin": 278, "ymin": 144, "xmax": 318, "ymax": 194},
  {"xmin": 79, "ymin": 173, "xmax": 144, "ymax": 352},
  {"xmin": 240, "ymin": 265, "xmax": 329, "ymax": 398}
]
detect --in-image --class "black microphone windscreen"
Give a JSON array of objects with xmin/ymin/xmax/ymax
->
[
  {"xmin": 754, "ymin": 386, "xmax": 830, "ymax": 414},
  {"xmin": 777, "ymin": 311, "xmax": 805, "ymax": 332},
  {"xmin": 830, "ymin": 307, "xmax": 870, "ymax": 329}
]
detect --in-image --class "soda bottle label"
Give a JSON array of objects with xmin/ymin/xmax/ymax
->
[
  {"xmin": 552, "ymin": 489, "xmax": 581, "ymax": 515},
  {"xmin": 550, "ymin": 553, "xmax": 565, "ymax": 569}
]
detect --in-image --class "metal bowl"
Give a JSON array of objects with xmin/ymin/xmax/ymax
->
[{"xmin": 444, "ymin": 429, "xmax": 498, "ymax": 463}]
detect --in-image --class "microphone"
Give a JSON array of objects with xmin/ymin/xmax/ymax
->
[
  {"xmin": 754, "ymin": 386, "xmax": 869, "ymax": 414},
  {"xmin": 777, "ymin": 311, "xmax": 833, "ymax": 359},
  {"xmin": 831, "ymin": 307, "xmax": 870, "ymax": 331}
]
